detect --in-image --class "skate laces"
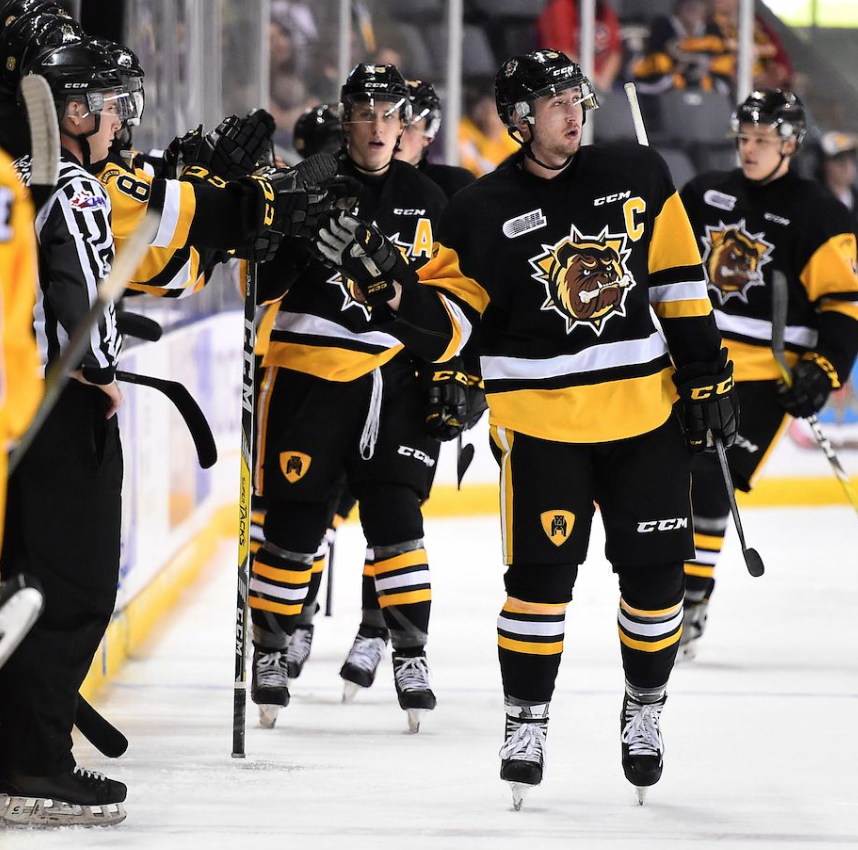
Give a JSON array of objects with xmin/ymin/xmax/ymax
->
[
  {"xmin": 286, "ymin": 628, "xmax": 313, "ymax": 664},
  {"xmin": 500, "ymin": 719, "xmax": 547, "ymax": 765},
  {"xmin": 256, "ymin": 650, "xmax": 289, "ymax": 687},
  {"xmin": 73, "ymin": 765, "xmax": 107, "ymax": 783},
  {"xmin": 393, "ymin": 656, "xmax": 430, "ymax": 692},
  {"xmin": 621, "ymin": 700, "xmax": 664, "ymax": 757},
  {"xmin": 347, "ymin": 635, "xmax": 386, "ymax": 673}
]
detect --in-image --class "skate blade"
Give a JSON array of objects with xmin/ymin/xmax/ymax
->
[
  {"xmin": 341, "ymin": 681, "xmax": 362, "ymax": 704},
  {"xmin": 1, "ymin": 795, "xmax": 126, "ymax": 827},
  {"xmin": 258, "ymin": 704, "xmax": 280, "ymax": 729},
  {"xmin": 0, "ymin": 587, "xmax": 44, "ymax": 667},
  {"xmin": 508, "ymin": 782, "xmax": 530, "ymax": 811},
  {"xmin": 635, "ymin": 786, "xmax": 648, "ymax": 806},
  {"xmin": 406, "ymin": 708, "xmax": 426, "ymax": 734}
]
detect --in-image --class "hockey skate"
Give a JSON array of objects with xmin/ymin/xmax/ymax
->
[
  {"xmin": 0, "ymin": 765, "xmax": 126, "ymax": 827},
  {"xmin": 677, "ymin": 600, "xmax": 709, "ymax": 662},
  {"xmin": 0, "ymin": 575, "xmax": 44, "ymax": 670},
  {"xmin": 620, "ymin": 693, "xmax": 666, "ymax": 805},
  {"xmin": 339, "ymin": 632, "xmax": 387, "ymax": 703},
  {"xmin": 499, "ymin": 703, "xmax": 548, "ymax": 811},
  {"xmin": 251, "ymin": 647, "xmax": 290, "ymax": 728},
  {"xmin": 285, "ymin": 625, "xmax": 314, "ymax": 680},
  {"xmin": 392, "ymin": 652, "xmax": 436, "ymax": 733}
]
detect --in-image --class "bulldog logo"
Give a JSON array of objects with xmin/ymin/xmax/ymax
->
[
  {"xmin": 529, "ymin": 225, "xmax": 635, "ymax": 335},
  {"xmin": 280, "ymin": 451, "xmax": 312, "ymax": 484},
  {"xmin": 540, "ymin": 510, "xmax": 575, "ymax": 546},
  {"xmin": 701, "ymin": 220, "xmax": 773, "ymax": 305}
]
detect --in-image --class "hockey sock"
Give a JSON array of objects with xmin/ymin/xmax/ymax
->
[
  {"xmin": 498, "ymin": 597, "xmax": 567, "ymax": 705},
  {"xmin": 359, "ymin": 548, "xmax": 387, "ymax": 636},
  {"xmin": 684, "ymin": 514, "xmax": 727, "ymax": 603},
  {"xmin": 249, "ymin": 542, "xmax": 315, "ymax": 649},
  {"xmin": 295, "ymin": 535, "xmax": 329, "ymax": 627},
  {"xmin": 372, "ymin": 539, "xmax": 430, "ymax": 651}
]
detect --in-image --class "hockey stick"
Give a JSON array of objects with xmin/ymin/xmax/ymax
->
[
  {"xmin": 233, "ymin": 259, "xmax": 257, "ymax": 758},
  {"xmin": 0, "ymin": 575, "xmax": 44, "ymax": 670},
  {"xmin": 456, "ymin": 435, "xmax": 475, "ymax": 490},
  {"xmin": 625, "ymin": 81, "xmax": 764, "ymax": 577},
  {"xmin": 115, "ymin": 371, "xmax": 217, "ymax": 469},
  {"xmin": 75, "ymin": 694, "xmax": 128, "ymax": 758},
  {"xmin": 324, "ymin": 533, "xmax": 335, "ymax": 617},
  {"xmin": 771, "ymin": 271, "xmax": 858, "ymax": 514},
  {"xmin": 19, "ymin": 74, "xmax": 59, "ymax": 210},
  {"xmin": 9, "ymin": 213, "xmax": 159, "ymax": 476},
  {"xmin": 116, "ymin": 311, "xmax": 163, "ymax": 342}
]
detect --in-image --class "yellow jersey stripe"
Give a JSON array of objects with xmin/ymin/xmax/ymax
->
[
  {"xmin": 649, "ymin": 192, "xmax": 703, "ymax": 275},
  {"xmin": 725, "ymin": 338, "xmax": 800, "ymax": 382},
  {"xmin": 264, "ymin": 340, "xmax": 403, "ymax": 382},
  {"xmin": 800, "ymin": 232, "xmax": 858, "ymax": 304},
  {"xmin": 652, "ymin": 298, "xmax": 713, "ymax": 319},
  {"xmin": 819, "ymin": 299, "xmax": 858, "ymax": 322},
  {"xmin": 419, "ymin": 242, "xmax": 491, "ymax": 315}
]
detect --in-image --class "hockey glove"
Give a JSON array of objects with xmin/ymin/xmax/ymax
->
[
  {"xmin": 776, "ymin": 352, "xmax": 840, "ymax": 419},
  {"xmin": 672, "ymin": 348, "xmax": 739, "ymax": 453},
  {"xmin": 424, "ymin": 363, "xmax": 469, "ymax": 441},
  {"xmin": 316, "ymin": 212, "xmax": 416, "ymax": 306}
]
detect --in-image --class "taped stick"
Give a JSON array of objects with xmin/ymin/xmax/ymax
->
[
  {"xmin": 20, "ymin": 74, "xmax": 59, "ymax": 208},
  {"xmin": 9, "ymin": 213, "xmax": 159, "ymax": 475},
  {"xmin": 624, "ymin": 82, "xmax": 649, "ymax": 147},
  {"xmin": 771, "ymin": 271, "xmax": 858, "ymax": 514}
]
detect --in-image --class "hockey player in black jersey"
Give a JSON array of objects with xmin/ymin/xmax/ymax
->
[
  {"xmin": 315, "ymin": 50, "xmax": 738, "ymax": 808},
  {"xmin": 293, "ymin": 102, "xmax": 343, "ymax": 159},
  {"xmin": 248, "ymin": 63, "xmax": 448, "ymax": 733},
  {"xmin": 678, "ymin": 90, "xmax": 858, "ymax": 658},
  {"xmin": 395, "ymin": 79, "xmax": 475, "ymax": 200}
]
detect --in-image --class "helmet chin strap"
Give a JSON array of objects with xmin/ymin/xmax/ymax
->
[
  {"xmin": 61, "ymin": 111, "xmax": 103, "ymax": 171},
  {"xmin": 516, "ymin": 121, "xmax": 574, "ymax": 172},
  {"xmin": 344, "ymin": 132, "xmax": 403, "ymax": 174},
  {"xmin": 742, "ymin": 138, "xmax": 791, "ymax": 186}
]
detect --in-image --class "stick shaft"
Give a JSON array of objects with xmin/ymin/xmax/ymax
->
[{"xmin": 624, "ymin": 82, "xmax": 649, "ymax": 146}]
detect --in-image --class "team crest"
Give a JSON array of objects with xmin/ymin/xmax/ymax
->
[
  {"xmin": 701, "ymin": 220, "xmax": 774, "ymax": 305},
  {"xmin": 540, "ymin": 510, "xmax": 575, "ymax": 546},
  {"xmin": 280, "ymin": 451, "xmax": 312, "ymax": 484},
  {"xmin": 529, "ymin": 224, "xmax": 635, "ymax": 335}
]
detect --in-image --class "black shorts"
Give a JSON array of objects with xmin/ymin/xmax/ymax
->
[
  {"xmin": 490, "ymin": 411, "xmax": 694, "ymax": 567},
  {"xmin": 257, "ymin": 357, "xmax": 439, "ymax": 506},
  {"xmin": 727, "ymin": 380, "xmax": 789, "ymax": 492}
]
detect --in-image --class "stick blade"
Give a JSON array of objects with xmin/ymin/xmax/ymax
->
[
  {"xmin": 19, "ymin": 74, "xmax": 59, "ymax": 189},
  {"xmin": 744, "ymin": 547, "xmax": 765, "ymax": 578},
  {"xmin": 457, "ymin": 442, "xmax": 475, "ymax": 489}
]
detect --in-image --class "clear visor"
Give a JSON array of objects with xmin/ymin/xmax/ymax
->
[
  {"xmin": 70, "ymin": 86, "xmax": 138, "ymax": 123},
  {"xmin": 408, "ymin": 106, "xmax": 440, "ymax": 138},
  {"xmin": 536, "ymin": 79, "xmax": 599, "ymax": 111},
  {"xmin": 343, "ymin": 94, "xmax": 410, "ymax": 123},
  {"xmin": 729, "ymin": 116, "xmax": 793, "ymax": 142},
  {"xmin": 124, "ymin": 76, "xmax": 145, "ymax": 126}
]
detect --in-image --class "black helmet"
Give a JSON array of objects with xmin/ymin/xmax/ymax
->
[
  {"xmin": 1, "ymin": 0, "xmax": 63, "ymax": 26},
  {"xmin": 406, "ymin": 79, "xmax": 441, "ymax": 138},
  {"xmin": 293, "ymin": 102, "xmax": 341, "ymax": 158},
  {"xmin": 1, "ymin": 7, "xmax": 81, "ymax": 91},
  {"xmin": 340, "ymin": 63, "xmax": 412, "ymax": 123},
  {"xmin": 88, "ymin": 37, "xmax": 144, "ymax": 124},
  {"xmin": 731, "ymin": 89, "xmax": 806, "ymax": 149},
  {"xmin": 495, "ymin": 49, "xmax": 598, "ymax": 129}
]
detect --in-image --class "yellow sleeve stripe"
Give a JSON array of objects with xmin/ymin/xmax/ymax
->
[
  {"xmin": 652, "ymin": 298, "xmax": 713, "ymax": 319},
  {"xmin": 498, "ymin": 635, "xmax": 564, "ymax": 656},
  {"xmin": 819, "ymin": 299, "xmax": 858, "ymax": 322},
  {"xmin": 800, "ymin": 232, "xmax": 858, "ymax": 303},
  {"xmin": 437, "ymin": 293, "xmax": 465, "ymax": 363},
  {"xmin": 649, "ymin": 192, "xmax": 703, "ymax": 276},
  {"xmin": 418, "ymin": 242, "xmax": 491, "ymax": 315},
  {"xmin": 373, "ymin": 549, "xmax": 428, "ymax": 575},
  {"xmin": 618, "ymin": 627, "xmax": 683, "ymax": 652},
  {"xmin": 378, "ymin": 589, "xmax": 432, "ymax": 608}
]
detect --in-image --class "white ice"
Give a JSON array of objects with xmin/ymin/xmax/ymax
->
[{"xmin": 2, "ymin": 507, "xmax": 857, "ymax": 850}]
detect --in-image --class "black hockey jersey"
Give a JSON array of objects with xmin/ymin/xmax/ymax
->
[
  {"xmin": 377, "ymin": 144, "xmax": 722, "ymax": 443},
  {"xmin": 417, "ymin": 159, "xmax": 475, "ymax": 201},
  {"xmin": 681, "ymin": 169, "xmax": 858, "ymax": 383},
  {"xmin": 260, "ymin": 157, "xmax": 446, "ymax": 382}
]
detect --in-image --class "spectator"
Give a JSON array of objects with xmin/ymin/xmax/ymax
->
[
  {"xmin": 817, "ymin": 131, "xmax": 858, "ymax": 228},
  {"xmin": 268, "ymin": 12, "xmax": 314, "ymax": 150},
  {"xmin": 535, "ymin": 0, "xmax": 622, "ymax": 92},
  {"xmin": 458, "ymin": 85, "xmax": 519, "ymax": 177},
  {"xmin": 634, "ymin": 0, "xmax": 730, "ymax": 95},
  {"xmin": 710, "ymin": 0, "xmax": 792, "ymax": 90}
]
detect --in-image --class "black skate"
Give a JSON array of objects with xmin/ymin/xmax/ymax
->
[
  {"xmin": 499, "ymin": 703, "xmax": 548, "ymax": 811},
  {"xmin": 251, "ymin": 647, "xmax": 290, "ymax": 728},
  {"xmin": 0, "ymin": 765, "xmax": 126, "ymax": 827},
  {"xmin": 339, "ymin": 632, "xmax": 387, "ymax": 703},
  {"xmin": 677, "ymin": 599, "xmax": 709, "ymax": 662},
  {"xmin": 392, "ymin": 652, "xmax": 436, "ymax": 733},
  {"xmin": 620, "ymin": 693, "xmax": 666, "ymax": 805},
  {"xmin": 0, "ymin": 575, "xmax": 44, "ymax": 669},
  {"xmin": 285, "ymin": 625, "xmax": 314, "ymax": 680}
]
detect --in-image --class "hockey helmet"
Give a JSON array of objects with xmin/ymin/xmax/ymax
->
[
  {"xmin": 406, "ymin": 79, "xmax": 441, "ymax": 138},
  {"xmin": 339, "ymin": 63, "xmax": 412, "ymax": 124},
  {"xmin": 1, "ymin": 0, "xmax": 63, "ymax": 27},
  {"xmin": 88, "ymin": 37, "xmax": 144, "ymax": 125},
  {"xmin": 293, "ymin": 102, "xmax": 342, "ymax": 158},
  {"xmin": 731, "ymin": 89, "xmax": 806, "ymax": 149},
  {"xmin": 495, "ymin": 49, "xmax": 598, "ymax": 129}
]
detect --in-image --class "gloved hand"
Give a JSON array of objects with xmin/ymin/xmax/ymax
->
[
  {"xmin": 672, "ymin": 348, "xmax": 739, "ymax": 453},
  {"xmin": 315, "ymin": 212, "xmax": 416, "ymax": 306},
  {"xmin": 776, "ymin": 352, "xmax": 840, "ymax": 418},
  {"xmin": 423, "ymin": 361, "xmax": 488, "ymax": 441},
  {"xmin": 165, "ymin": 109, "xmax": 276, "ymax": 182}
]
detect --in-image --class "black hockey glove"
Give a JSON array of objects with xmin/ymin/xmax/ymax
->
[
  {"xmin": 776, "ymin": 352, "xmax": 840, "ymax": 419},
  {"xmin": 672, "ymin": 348, "xmax": 739, "ymax": 453},
  {"xmin": 422, "ymin": 361, "xmax": 488, "ymax": 441},
  {"xmin": 315, "ymin": 212, "xmax": 416, "ymax": 306}
]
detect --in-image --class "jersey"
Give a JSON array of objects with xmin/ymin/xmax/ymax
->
[
  {"xmin": 35, "ymin": 154, "xmax": 121, "ymax": 385},
  {"xmin": 417, "ymin": 160, "xmax": 475, "ymax": 201},
  {"xmin": 378, "ymin": 144, "xmax": 722, "ymax": 444},
  {"xmin": 681, "ymin": 168, "xmax": 858, "ymax": 384},
  {"xmin": 260, "ymin": 157, "xmax": 446, "ymax": 382}
]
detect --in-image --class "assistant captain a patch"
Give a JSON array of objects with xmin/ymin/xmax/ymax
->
[
  {"xmin": 540, "ymin": 510, "xmax": 575, "ymax": 546},
  {"xmin": 280, "ymin": 451, "xmax": 312, "ymax": 483}
]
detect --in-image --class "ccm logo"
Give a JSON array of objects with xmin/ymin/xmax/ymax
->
[
  {"xmin": 398, "ymin": 445, "xmax": 436, "ymax": 467},
  {"xmin": 594, "ymin": 190, "xmax": 630, "ymax": 206},
  {"xmin": 393, "ymin": 208, "xmax": 426, "ymax": 215},
  {"xmin": 637, "ymin": 518, "xmax": 689, "ymax": 533}
]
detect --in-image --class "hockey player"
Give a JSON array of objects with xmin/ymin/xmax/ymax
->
[
  {"xmin": 293, "ymin": 103, "xmax": 343, "ymax": 159},
  {"xmin": 315, "ymin": 50, "xmax": 738, "ymax": 807},
  {"xmin": 249, "ymin": 63, "xmax": 447, "ymax": 732},
  {"xmin": 395, "ymin": 79, "xmax": 475, "ymax": 200},
  {"xmin": 678, "ymin": 90, "xmax": 858, "ymax": 658}
]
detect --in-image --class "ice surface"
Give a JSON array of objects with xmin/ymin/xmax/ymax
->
[{"xmin": 2, "ymin": 507, "xmax": 856, "ymax": 849}]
